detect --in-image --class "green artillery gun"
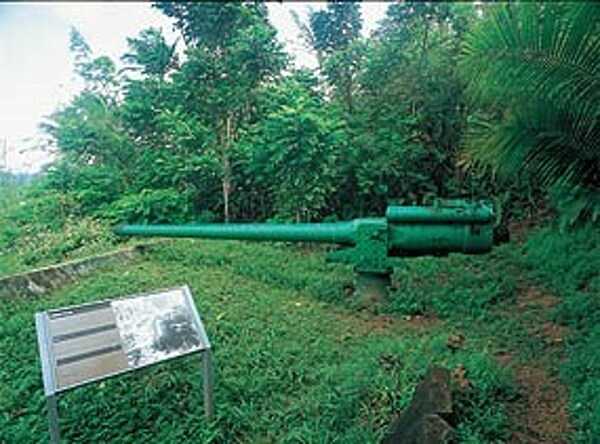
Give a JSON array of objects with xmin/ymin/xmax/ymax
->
[{"xmin": 114, "ymin": 200, "xmax": 500, "ymax": 300}]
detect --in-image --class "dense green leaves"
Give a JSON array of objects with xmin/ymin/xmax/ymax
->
[
  {"xmin": 461, "ymin": 2, "xmax": 600, "ymax": 224},
  {"xmin": 162, "ymin": 2, "xmax": 287, "ymax": 221},
  {"xmin": 2, "ymin": 3, "xmax": 600, "ymax": 440},
  {"xmin": 39, "ymin": 2, "xmax": 599, "ymax": 226},
  {"xmin": 122, "ymin": 27, "xmax": 178, "ymax": 79},
  {"xmin": 243, "ymin": 73, "xmax": 345, "ymax": 221},
  {"xmin": 310, "ymin": 1, "xmax": 362, "ymax": 54}
]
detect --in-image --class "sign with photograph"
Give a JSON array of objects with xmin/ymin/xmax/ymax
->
[{"xmin": 35, "ymin": 285, "xmax": 213, "ymax": 443}]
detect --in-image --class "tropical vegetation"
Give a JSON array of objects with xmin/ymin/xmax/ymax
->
[{"xmin": 1, "ymin": 2, "xmax": 598, "ymax": 442}]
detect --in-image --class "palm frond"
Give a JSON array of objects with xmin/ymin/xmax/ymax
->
[
  {"xmin": 462, "ymin": 3, "xmax": 600, "ymax": 111},
  {"xmin": 460, "ymin": 3, "xmax": 600, "ymax": 223}
]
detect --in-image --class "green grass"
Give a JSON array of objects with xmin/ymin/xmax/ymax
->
[
  {"xmin": 520, "ymin": 225, "xmax": 600, "ymax": 443},
  {"xmin": 382, "ymin": 225, "xmax": 600, "ymax": 442},
  {"xmin": 0, "ymin": 240, "xmax": 517, "ymax": 443},
  {"xmin": 0, "ymin": 182, "xmax": 131, "ymax": 278},
  {"xmin": 384, "ymin": 245, "xmax": 552, "ymax": 365}
]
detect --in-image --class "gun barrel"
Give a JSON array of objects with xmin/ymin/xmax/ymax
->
[{"xmin": 114, "ymin": 222, "xmax": 357, "ymax": 245}]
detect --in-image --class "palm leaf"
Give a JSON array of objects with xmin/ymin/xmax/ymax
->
[{"xmin": 460, "ymin": 3, "xmax": 600, "ymax": 223}]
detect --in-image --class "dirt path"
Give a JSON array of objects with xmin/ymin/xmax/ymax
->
[{"xmin": 499, "ymin": 285, "xmax": 572, "ymax": 443}]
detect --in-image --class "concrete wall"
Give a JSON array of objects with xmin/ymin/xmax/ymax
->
[{"xmin": 0, "ymin": 244, "xmax": 155, "ymax": 299}]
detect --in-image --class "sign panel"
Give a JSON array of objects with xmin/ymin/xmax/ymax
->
[
  {"xmin": 36, "ymin": 285, "xmax": 214, "ymax": 443},
  {"xmin": 36, "ymin": 285, "xmax": 210, "ymax": 395}
]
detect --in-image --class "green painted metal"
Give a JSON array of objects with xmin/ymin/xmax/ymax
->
[
  {"xmin": 385, "ymin": 201, "xmax": 493, "ymax": 224},
  {"xmin": 114, "ymin": 199, "xmax": 497, "ymax": 297},
  {"xmin": 115, "ymin": 221, "xmax": 356, "ymax": 244},
  {"xmin": 388, "ymin": 223, "xmax": 494, "ymax": 256},
  {"xmin": 386, "ymin": 200, "xmax": 494, "ymax": 257},
  {"xmin": 325, "ymin": 218, "xmax": 390, "ymax": 273}
]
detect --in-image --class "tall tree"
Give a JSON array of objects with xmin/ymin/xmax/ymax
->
[
  {"xmin": 155, "ymin": 2, "xmax": 287, "ymax": 221},
  {"xmin": 242, "ymin": 70, "xmax": 346, "ymax": 221},
  {"xmin": 122, "ymin": 27, "xmax": 178, "ymax": 80},
  {"xmin": 69, "ymin": 27, "xmax": 120, "ymax": 102},
  {"xmin": 334, "ymin": 2, "xmax": 478, "ymax": 214},
  {"xmin": 309, "ymin": 1, "xmax": 362, "ymax": 55},
  {"xmin": 46, "ymin": 29, "xmax": 126, "ymax": 167},
  {"xmin": 301, "ymin": 1, "xmax": 364, "ymax": 113},
  {"xmin": 43, "ymin": 29, "xmax": 131, "ymax": 214},
  {"xmin": 120, "ymin": 28, "xmax": 179, "ymax": 147}
]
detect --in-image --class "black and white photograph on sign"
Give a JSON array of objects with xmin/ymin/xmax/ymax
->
[{"xmin": 111, "ymin": 289, "xmax": 203, "ymax": 368}]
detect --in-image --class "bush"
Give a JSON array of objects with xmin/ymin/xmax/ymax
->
[
  {"xmin": 102, "ymin": 188, "xmax": 193, "ymax": 223},
  {"xmin": 1, "ymin": 185, "xmax": 82, "ymax": 274},
  {"xmin": 6, "ymin": 188, "xmax": 80, "ymax": 230},
  {"xmin": 14, "ymin": 217, "xmax": 117, "ymax": 266},
  {"xmin": 44, "ymin": 161, "xmax": 124, "ymax": 216}
]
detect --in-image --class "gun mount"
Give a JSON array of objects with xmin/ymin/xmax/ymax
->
[{"xmin": 115, "ymin": 200, "xmax": 497, "ymax": 300}]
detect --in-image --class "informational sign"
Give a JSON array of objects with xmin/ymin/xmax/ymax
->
[{"xmin": 35, "ymin": 285, "xmax": 213, "ymax": 443}]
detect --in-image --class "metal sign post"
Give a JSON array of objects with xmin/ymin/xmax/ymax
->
[{"xmin": 35, "ymin": 285, "xmax": 213, "ymax": 443}]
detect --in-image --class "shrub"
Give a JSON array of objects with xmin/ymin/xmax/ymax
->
[
  {"xmin": 14, "ymin": 217, "xmax": 117, "ymax": 266},
  {"xmin": 102, "ymin": 188, "xmax": 193, "ymax": 223}
]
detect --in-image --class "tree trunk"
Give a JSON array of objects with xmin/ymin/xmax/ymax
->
[
  {"xmin": 346, "ymin": 74, "xmax": 354, "ymax": 115},
  {"xmin": 222, "ymin": 115, "xmax": 234, "ymax": 223},
  {"xmin": 222, "ymin": 156, "xmax": 231, "ymax": 223}
]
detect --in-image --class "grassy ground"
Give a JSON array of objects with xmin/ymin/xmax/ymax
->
[
  {"xmin": 1, "ymin": 240, "xmax": 522, "ymax": 443},
  {"xmin": 2, "ymin": 222, "xmax": 598, "ymax": 443},
  {"xmin": 520, "ymin": 226, "xmax": 600, "ymax": 442}
]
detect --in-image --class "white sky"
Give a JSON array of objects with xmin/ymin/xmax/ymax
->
[{"xmin": 0, "ymin": 2, "xmax": 389, "ymax": 173}]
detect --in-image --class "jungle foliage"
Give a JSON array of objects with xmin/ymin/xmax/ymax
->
[
  {"xmin": 461, "ymin": 2, "xmax": 600, "ymax": 226},
  {"xmin": 1, "ymin": 3, "xmax": 599, "ymax": 441},
  {"xmin": 26, "ymin": 2, "xmax": 598, "ymax": 226}
]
